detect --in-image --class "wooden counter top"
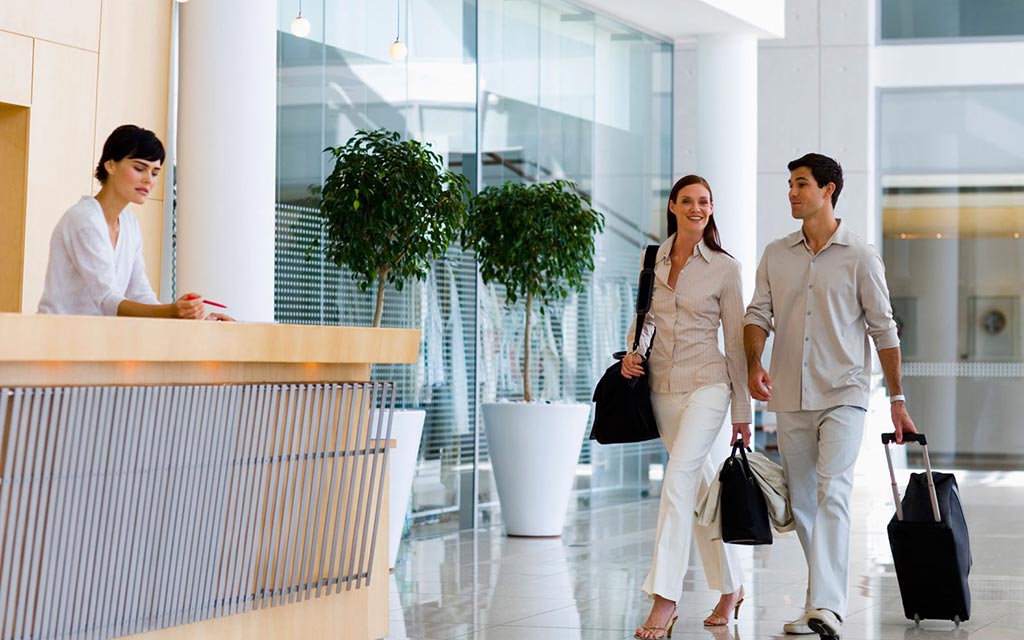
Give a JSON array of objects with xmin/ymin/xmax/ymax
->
[
  {"xmin": 0, "ymin": 313, "xmax": 421, "ymax": 386},
  {"xmin": 0, "ymin": 313, "xmax": 420, "ymax": 364}
]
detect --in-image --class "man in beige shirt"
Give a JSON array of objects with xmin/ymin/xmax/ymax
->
[{"xmin": 743, "ymin": 153, "xmax": 917, "ymax": 640}]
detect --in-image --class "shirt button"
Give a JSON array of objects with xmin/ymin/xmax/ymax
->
[
  {"xmin": 807, "ymin": 311, "xmax": 811, "ymax": 316},
  {"xmin": 808, "ymin": 285, "xmax": 813, "ymax": 289},
  {"xmin": 803, "ymin": 362, "xmax": 808, "ymax": 367},
  {"xmin": 805, "ymin": 337, "xmax": 810, "ymax": 341}
]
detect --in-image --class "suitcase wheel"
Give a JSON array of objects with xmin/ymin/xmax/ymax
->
[
  {"xmin": 954, "ymin": 615, "xmax": 961, "ymax": 628},
  {"xmin": 913, "ymin": 613, "xmax": 921, "ymax": 627}
]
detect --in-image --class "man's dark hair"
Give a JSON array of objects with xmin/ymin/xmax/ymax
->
[
  {"xmin": 95, "ymin": 124, "xmax": 165, "ymax": 184},
  {"xmin": 788, "ymin": 153, "xmax": 843, "ymax": 207}
]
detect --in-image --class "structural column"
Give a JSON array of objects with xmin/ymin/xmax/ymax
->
[
  {"xmin": 696, "ymin": 34, "xmax": 758, "ymax": 299},
  {"xmin": 695, "ymin": 33, "xmax": 758, "ymax": 456},
  {"xmin": 176, "ymin": 0, "xmax": 276, "ymax": 322}
]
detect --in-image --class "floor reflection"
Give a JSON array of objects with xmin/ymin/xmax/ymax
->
[{"xmin": 388, "ymin": 468, "xmax": 1024, "ymax": 639}]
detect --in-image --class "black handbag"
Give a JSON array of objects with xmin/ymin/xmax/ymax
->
[
  {"xmin": 590, "ymin": 245, "xmax": 660, "ymax": 445},
  {"xmin": 719, "ymin": 439, "xmax": 773, "ymax": 545}
]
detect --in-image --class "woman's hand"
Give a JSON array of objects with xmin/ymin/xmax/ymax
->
[
  {"xmin": 620, "ymin": 352, "xmax": 645, "ymax": 379},
  {"xmin": 172, "ymin": 293, "xmax": 205, "ymax": 320},
  {"xmin": 731, "ymin": 422, "xmax": 752, "ymax": 447}
]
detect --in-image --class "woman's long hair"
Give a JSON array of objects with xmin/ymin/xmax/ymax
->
[{"xmin": 666, "ymin": 174, "xmax": 731, "ymax": 257}]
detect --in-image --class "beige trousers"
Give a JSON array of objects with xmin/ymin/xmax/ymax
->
[
  {"xmin": 776, "ymin": 406, "xmax": 866, "ymax": 618},
  {"xmin": 642, "ymin": 384, "xmax": 744, "ymax": 602}
]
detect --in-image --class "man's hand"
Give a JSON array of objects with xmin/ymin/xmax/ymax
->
[
  {"xmin": 891, "ymin": 401, "xmax": 917, "ymax": 444},
  {"xmin": 731, "ymin": 423, "xmax": 752, "ymax": 447},
  {"xmin": 620, "ymin": 353, "xmax": 645, "ymax": 379},
  {"xmin": 748, "ymin": 365, "xmax": 772, "ymax": 402}
]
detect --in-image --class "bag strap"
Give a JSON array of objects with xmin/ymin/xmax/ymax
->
[
  {"xmin": 631, "ymin": 244, "xmax": 660, "ymax": 353},
  {"xmin": 730, "ymin": 438, "xmax": 754, "ymax": 479}
]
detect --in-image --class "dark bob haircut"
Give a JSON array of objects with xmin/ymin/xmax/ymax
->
[
  {"xmin": 787, "ymin": 152, "xmax": 843, "ymax": 207},
  {"xmin": 95, "ymin": 124, "xmax": 166, "ymax": 184},
  {"xmin": 666, "ymin": 174, "xmax": 731, "ymax": 257}
]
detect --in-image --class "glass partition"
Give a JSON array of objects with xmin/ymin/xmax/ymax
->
[
  {"xmin": 276, "ymin": 0, "xmax": 672, "ymax": 535},
  {"xmin": 880, "ymin": 0, "xmax": 1024, "ymax": 41},
  {"xmin": 880, "ymin": 87, "xmax": 1024, "ymax": 468}
]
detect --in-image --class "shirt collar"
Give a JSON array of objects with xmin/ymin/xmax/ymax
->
[
  {"xmin": 657, "ymin": 234, "xmax": 712, "ymax": 263},
  {"xmin": 695, "ymin": 239, "xmax": 712, "ymax": 262},
  {"xmin": 788, "ymin": 218, "xmax": 850, "ymax": 250}
]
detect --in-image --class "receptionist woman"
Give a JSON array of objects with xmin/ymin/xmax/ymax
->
[{"xmin": 38, "ymin": 124, "xmax": 229, "ymax": 320}]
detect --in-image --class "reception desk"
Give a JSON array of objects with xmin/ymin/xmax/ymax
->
[{"xmin": 0, "ymin": 314, "xmax": 420, "ymax": 640}]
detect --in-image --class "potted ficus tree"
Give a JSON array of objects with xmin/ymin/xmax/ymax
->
[
  {"xmin": 464, "ymin": 179, "xmax": 605, "ymax": 536},
  {"xmin": 319, "ymin": 128, "xmax": 469, "ymax": 565}
]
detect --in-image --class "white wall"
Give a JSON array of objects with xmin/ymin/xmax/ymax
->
[
  {"xmin": 875, "ymin": 41, "xmax": 1024, "ymax": 88},
  {"xmin": 757, "ymin": 0, "xmax": 877, "ymax": 253}
]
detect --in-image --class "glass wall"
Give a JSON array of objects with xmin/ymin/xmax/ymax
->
[
  {"xmin": 879, "ymin": 87, "xmax": 1024, "ymax": 466},
  {"xmin": 880, "ymin": 0, "xmax": 1024, "ymax": 40},
  {"xmin": 475, "ymin": 0, "xmax": 672, "ymax": 521},
  {"xmin": 275, "ymin": 0, "xmax": 672, "ymax": 534}
]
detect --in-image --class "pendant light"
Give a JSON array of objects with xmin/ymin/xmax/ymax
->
[
  {"xmin": 291, "ymin": 0, "xmax": 311, "ymax": 38},
  {"xmin": 389, "ymin": 0, "xmax": 408, "ymax": 61}
]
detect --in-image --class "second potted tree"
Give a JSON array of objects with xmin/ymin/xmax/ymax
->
[{"xmin": 464, "ymin": 179, "xmax": 604, "ymax": 536}]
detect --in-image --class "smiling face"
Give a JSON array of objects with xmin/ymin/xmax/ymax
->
[
  {"xmin": 104, "ymin": 157, "xmax": 162, "ymax": 205},
  {"xmin": 788, "ymin": 166, "xmax": 833, "ymax": 220},
  {"xmin": 669, "ymin": 182, "xmax": 713, "ymax": 237}
]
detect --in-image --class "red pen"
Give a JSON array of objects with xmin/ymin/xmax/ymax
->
[{"xmin": 185, "ymin": 294, "xmax": 227, "ymax": 309}]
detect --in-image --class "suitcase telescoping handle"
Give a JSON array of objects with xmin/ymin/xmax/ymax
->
[{"xmin": 881, "ymin": 432, "xmax": 941, "ymax": 523}]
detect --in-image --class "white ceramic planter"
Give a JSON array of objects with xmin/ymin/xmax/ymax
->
[
  {"xmin": 481, "ymin": 402, "xmax": 590, "ymax": 536},
  {"xmin": 380, "ymin": 409, "xmax": 425, "ymax": 568}
]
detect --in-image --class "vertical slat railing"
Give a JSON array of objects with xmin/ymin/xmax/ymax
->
[{"xmin": 0, "ymin": 382, "xmax": 395, "ymax": 640}]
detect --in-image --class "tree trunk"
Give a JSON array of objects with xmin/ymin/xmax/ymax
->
[
  {"xmin": 523, "ymin": 292, "xmax": 532, "ymax": 402},
  {"xmin": 373, "ymin": 269, "xmax": 388, "ymax": 328}
]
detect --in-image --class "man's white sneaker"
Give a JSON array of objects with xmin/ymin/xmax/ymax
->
[
  {"xmin": 807, "ymin": 608, "xmax": 842, "ymax": 639},
  {"xmin": 782, "ymin": 612, "xmax": 814, "ymax": 635}
]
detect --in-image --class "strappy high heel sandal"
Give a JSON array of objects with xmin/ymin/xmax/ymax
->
[
  {"xmin": 703, "ymin": 588, "xmax": 744, "ymax": 627},
  {"xmin": 634, "ymin": 614, "xmax": 678, "ymax": 639}
]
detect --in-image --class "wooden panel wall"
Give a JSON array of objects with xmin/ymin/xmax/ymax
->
[
  {"xmin": 0, "ymin": 30, "xmax": 32, "ymax": 106},
  {"xmin": 22, "ymin": 40, "xmax": 100, "ymax": 312},
  {"xmin": 0, "ymin": 0, "xmax": 172, "ymax": 312},
  {"xmin": 0, "ymin": 105, "xmax": 30, "ymax": 312},
  {"xmin": 0, "ymin": 0, "xmax": 102, "ymax": 51}
]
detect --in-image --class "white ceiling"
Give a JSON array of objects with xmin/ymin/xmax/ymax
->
[{"xmin": 570, "ymin": 0, "xmax": 785, "ymax": 42}]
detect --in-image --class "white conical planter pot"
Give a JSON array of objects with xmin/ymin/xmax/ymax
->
[
  {"xmin": 379, "ymin": 409, "xmax": 424, "ymax": 568},
  {"xmin": 481, "ymin": 402, "xmax": 590, "ymax": 537}
]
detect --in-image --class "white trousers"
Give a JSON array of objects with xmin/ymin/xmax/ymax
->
[
  {"xmin": 776, "ymin": 406, "xmax": 866, "ymax": 618},
  {"xmin": 642, "ymin": 384, "xmax": 744, "ymax": 602}
]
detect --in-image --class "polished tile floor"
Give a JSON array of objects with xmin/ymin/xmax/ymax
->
[{"xmin": 387, "ymin": 457, "xmax": 1024, "ymax": 640}]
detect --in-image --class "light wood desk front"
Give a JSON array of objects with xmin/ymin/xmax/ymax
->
[{"xmin": 0, "ymin": 314, "xmax": 420, "ymax": 640}]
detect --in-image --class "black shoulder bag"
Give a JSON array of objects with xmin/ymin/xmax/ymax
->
[{"xmin": 590, "ymin": 244, "xmax": 660, "ymax": 444}]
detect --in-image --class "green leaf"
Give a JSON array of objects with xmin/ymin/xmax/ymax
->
[
  {"xmin": 315, "ymin": 128, "xmax": 471, "ymax": 327},
  {"xmin": 463, "ymin": 179, "xmax": 606, "ymax": 397}
]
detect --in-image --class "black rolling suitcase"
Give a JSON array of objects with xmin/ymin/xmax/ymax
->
[{"xmin": 882, "ymin": 432, "xmax": 971, "ymax": 627}]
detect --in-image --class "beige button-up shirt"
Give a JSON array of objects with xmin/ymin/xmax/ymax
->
[
  {"xmin": 743, "ymin": 220, "xmax": 900, "ymax": 413},
  {"xmin": 628, "ymin": 236, "xmax": 752, "ymax": 424}
]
